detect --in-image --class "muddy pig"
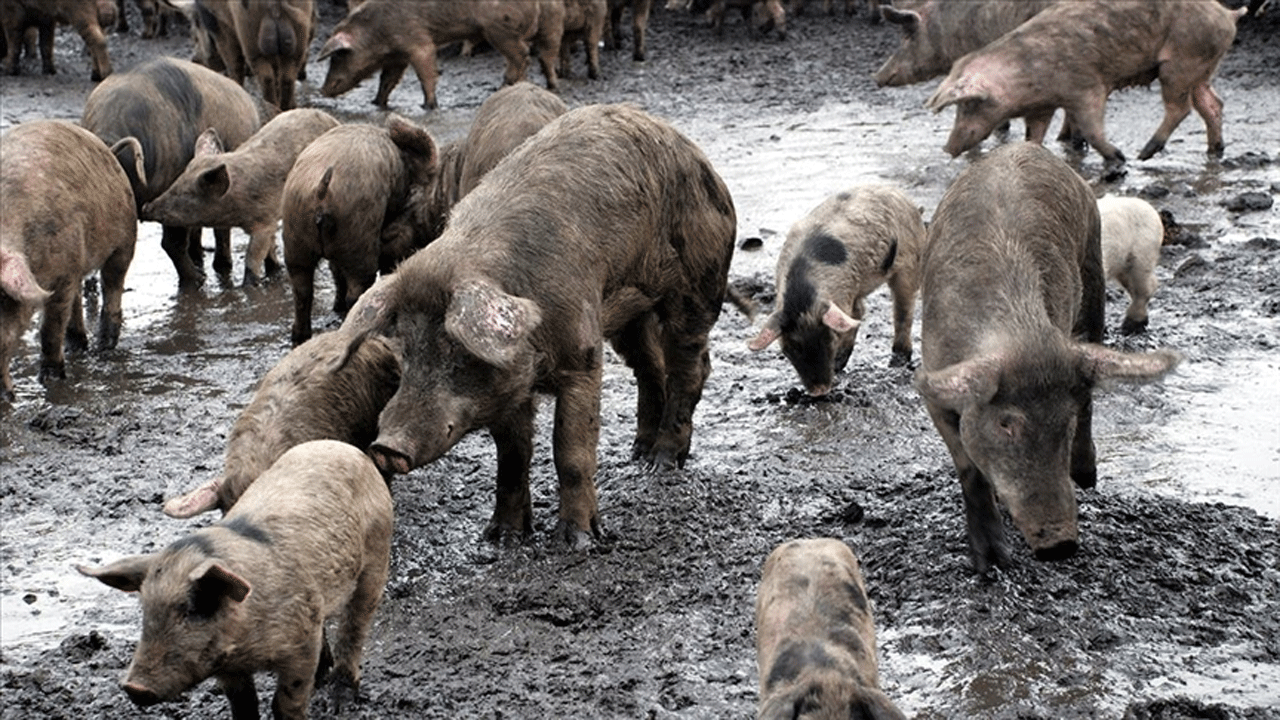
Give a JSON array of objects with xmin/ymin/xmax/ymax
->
[
  {"xmin": 115, "ymin": 0, "xmax": 174, "ymax": 38},
  {"xmin": 354, "ymin": 104, "xmax": 737, "ymax": 549},
  {"xmin": 926, "ymin": 0, "xmax": 1245, "ymax": 178},
  {"xmin": 163, "ymin": 330, "xmax": 400, "ymax": 517},
  {"xmin": 916, "ymin": 142, "xmax": 1181, "ymax": 573},
  {"xmin": 141, "ymin": 108, "xmax": 339, "ymax": 286},
  {"xmin": 1, "ymin": 121, "xmax": 137, "ymax": 401},
  {"xmin": 560, "ymin": 0, "xmax": 606, "ymax": 79},
  {"xmin": 382, "ymin": 82, "xmax": 569, "ymax": 256},
  {"xmin": 609, "ymin": 0, "xmax": 652, "ymax": 61},
  {"xmin": 1, "ymin": 0, "xmax": 115, "ymax": 79},
  {"xmin": 683, "ymin": 0, "xmax": 787, "ymax": 39},
  {"xmin": 1098, "ymin": 195, "xmax": 1162, "ymax": 335},
  {"xmin": 317, "ymin": 0, "xmax": 564, "ymax": 110},
  {"xmin": 756, "ymin": 539, "xmax": 906, "ymax": 720},
  {"xmin": 227, "ymin": 0, "xmax": 314, "ymax": 110},
  {"xmin": 748, "ymin": 185, "xmax": 924, "ymax": 396},
  {"xmin": 281, "ymin": 117, "xmax": 440, "ymax": 346},
  {"xmin": 789, "ymin": 0, "xmax": 879, "ymax": 22},
  {"xmin": 81, "ymin": 56, "xmax": 262, "ymax": 288},
  {"xmin": 79, "ymin": 439, "xmax": 393, "ymax": 720}
]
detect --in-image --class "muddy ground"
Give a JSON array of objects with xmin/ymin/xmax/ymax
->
[{"xmin": 2, "ymin": 2, "xmax": 1279, "ymax": 719}]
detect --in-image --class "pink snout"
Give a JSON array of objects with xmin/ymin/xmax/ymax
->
[{"xmin": 369, "ymin": 440, "xmax": 415, "ymax": 476}]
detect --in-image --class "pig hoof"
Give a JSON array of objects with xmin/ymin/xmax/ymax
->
[
  {"xmin": 551, "ymin": 520, "xmax": 595, "ymax": 551},
  {"xmin": 65, "ymin": 332, "xmax": 90, "ymax": 354},
  {"xmin": 1120, "ymin": 317, "xmax": 1149, "ymax": 335},
  {"xmin": 888, "ymin": 351, "xmax": 912, "ymax": 368},
  {"xmin": 483, "ymin": 521, "xmax": 530, "ymax": 547},
  {"xmin": 37, "ymin": 362, "xmax": 66, "ymax": 383},
  {"xmin": 1033, "ymin": 538, "xmax": 1079, "ymax": 562},
  {"xmin": 328, "ymin": 672, "xmax": 359, "ymax": 713},
  {"xmin": 1071, "ymin": 467, "xmax": 1098, "ymax": 490},
  {"xmin": 1137, "ymin": 139, "xmax": 1164, "ymax": 161}
]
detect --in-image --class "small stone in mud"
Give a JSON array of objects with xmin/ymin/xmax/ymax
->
[
  {"xmin": 1139, "ymin": 184, "xmax": 1170, "ymax": 199},
  {"xmin": 739, "ymin": 236, "xmax": 764, "ymax": 251},
  {"xmin": 1222, "ymin": 191, "xmax": 1273, "ymax": 212},
  {"xmin": 22, "ymin": 593, "xmax": 36, "ymax": 605},
  {"xmin": 1174, "ymin": 254, "xmax": 1211, "ymax": 279},
  {"xmin": 1222, "ymin": 150, "xmax": 1271, "ymax": 169}
]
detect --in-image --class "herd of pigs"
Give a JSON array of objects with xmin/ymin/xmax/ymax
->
[{"xmin": 0, "ymin": 0, "xmax": 1265, "ymax": 717}]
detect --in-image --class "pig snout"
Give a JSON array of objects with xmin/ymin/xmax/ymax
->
[
  {"xmin": 1024, "ymin": 522, "xmax": 1079, "ymax": 562},
  {"xmin": 122, "ymin": 682, "xmax": 161, "ymax": 707},
  {"xmin": 369, "ymin": 440, "xmax": 415, "ymax": 476},
  {"xmin": 806, "ymin": 382, "xmax": 832, "ymax": 397}
]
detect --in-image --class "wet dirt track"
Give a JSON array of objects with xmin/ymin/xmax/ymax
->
[{"xmin": 2, "ymin": 2, "xmax": 1279, "ymax": 719}]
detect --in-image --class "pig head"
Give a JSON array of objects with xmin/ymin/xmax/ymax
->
[{"xmin": 367, "ymin": 276, "xmax": 543, "ymax": 476}]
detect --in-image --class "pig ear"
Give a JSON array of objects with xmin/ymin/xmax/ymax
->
[
  {"xmin": 318, "ymin": 30, "xmax": 354, "ymax": 61},
  {"xmin": 341, "ymin": 273, "xmax": 400, "ymax": 338},
  {"xmin": 77, "ymin": 555, "xmax": 156, "ymax": 593},
  {"xmin": 748, "ymin": 313, "xmax": 781, "ymax": 351},
  {"xmin": 0, "ymin": 247, "xmax": 52, "ymax": 304},
  {"xmin": 189, "ymin": 559, "xmax": 251, "ymax": 604},
  {"xmin": 109, "ymin": 136, "xmax": 148, "ymax": 191},
  {"xmin": 194, "ymin": 127, "xmax": 224, "ymax": 158},
  {"xmin": 445, "ymin": 278, "xmax": 542, "ymax": 368},
  {"xmin": 199, "ymin": 164, "xmax": 231, "ymax": 199},
  {"xmin": 162, "ymin": 478, "xmax": 222, "ymax": 518},
  {"xmin": 881, "ymin": 4, "xmax": 920, "ymax": 31},
  {"xmin": 386, "ymin": 114, "xmax": 439, "ymax": 181},
  {"xmin": 1078, "ymin": 344, "xmax": 1182, "ymax": 385},
  {"xmin": 821, "ymin": 301, "xmax": 860, "ymax": 333},
  {"xmin": 926, "ymin": 75, "xmax": 991, "ymax": 114},
  {"xmin": 914, "ymin": 355, "xmax": 1002, "ymax": 411}
]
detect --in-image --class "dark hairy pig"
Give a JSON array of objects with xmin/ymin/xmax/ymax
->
[
  {"xmin": 163, "ymin": 330, "xmax": 400, "ymax": 518},
  {"xmin": 749, "ymin": 184, "xmax": 924, "ymax": 396},
  {"xmin": 1, "ymin": 121, "xmax": 137, "ymax": 400},
  {"xmin": 81, "ymin": 57, "xmax": 262, "ymax": 288},
  {"xmin": 926, "ymin": 0, "xmax": 1245, "ymax": 177},
  {"xmin": 916, "ymin": 142, "xmax": 1180, "ymax": 573},
  {"xmin": 355, "ymin": 104, "xmax": 738, "ymax": 548},
  {"xmin": 141, "ymin": 108, "xmax": 339, "ymax": 285},
  {"xmin": 608, "ymin": 0, "xmax": 652, "ymax": 61},
  {"xmin": 1, "ymin": 0, "xmax": 115, "ymax": 79},
  {"xmin": 756, "ymin": 539, "xmax": 907, "ymax": 720},
  {"xmin": 227, "ymin": 0, "xmax": 314, "ymax": 110},
  {"xmin": 79, "ymin": 440, "xmax": 393, "ymax": 720},
  {"xmin": 281, "ymin": 117, "xmax": 440, "ymax": 345},
  {"xmin": 317, "ymin": 0, "xmax": 564, "ymax": 110}
]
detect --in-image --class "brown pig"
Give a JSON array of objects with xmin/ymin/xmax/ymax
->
[
  {"xmin": 81, "ymin": 56, "xmax": 262, "ymax": 288},
  {"xmin": 141, "ymin": 108, "xmax": 340, "ymax": 286},
  {"xmin": 1, "ymin": 0, "xmax": 115, "ymax": 79},
  {"xmin": 926, "ymin": 0, "xmax": 1245, "ymax": 177},
  {"xmin": 915, "ymin": 142, "xmax": 1181, "ymax": 573},
  {"xmin": 317, "ymin": 0, "xmax": 565, "ymax": 110},
  {"xmin": 115, "ymin": 0, "xmax": 174, "ymax": 38},
  {"xmin": 280, "ymin": 117, "xmax": 440, "ymax": 346},
  {"xmin": 1, "ymin": 121, "xmax": 138, "ymax": 401},
  {"xmin": 227, "ymin": 0, "xmax": 314, "ymax": 110},
  {"xmin": 163, "ymin": 329, "xmax": 400, "ymax": 518},
  {"xmin": 756, "ymin": 539, "xmax": 907, "ymax": 720},
  {"xmin": 78, "ymin": 439, "xmax": 394, "ymax": 720},
  {"xmin": 608, "ymin": 0, "xmax": 652, "ymax": 61},
  {"xmin": 560, "ymin": 0, "xmax": 607, "ymax": 79},
  {"xmin": 748, "ymin": 185, "xmax": 925, "ymax": 396},
  {"xmin": 789, "ymin": 0, "xmax": 879, "ymax": 22},
  {"xmin": 688, "ymin": 0, "xmax": 787, "ymax": 39},
  {"xmin": 355, "ymin": 104, "xmax": 737, "ymax": 549}
]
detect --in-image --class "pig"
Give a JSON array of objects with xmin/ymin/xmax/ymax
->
[
  {"xmin": 227, "ymin": 0, "xmax": 314, "ymax": 110},
  {"xmin": 382, "ymin": 82, "xmax": 569, "ymax": 256},
  {"xmin": 1, "ymin": 0, "xmax": 115, "ymax": 79},
  {"xmin": 684, "ymin": 0, "xmax": 787, "ymax": 38},
  {"xmin": 925, "ymin": 0, "xmax": 1245, "ymax": 178},
  {"xmin": 81, "ymin": 56, "xmax": 262, "ymax": 288},
  {"xmin": 748, "ymin": 185, "xmax": 925, "ymax": 396},
  {"xmin": 115, "ymin": 0, "xmax": 172, "ymax": 38},
  {"xmin": 915, "ymin": 142, "xmax": 1181, "ymax": 573},
  {"xmin": 163, "ymin": 330, "xmax": 400, "ymax": 518},
  {"xmin": 560, "ymin": 0, "xmax": 607, "ymax": 79},
  {"xmin": 78, "ymin": 439, "xmax": 393, "ymax": 720},
  {"xmin": 608, "ymin": 0, "xmax": 651, "ymax": 61},
  {"xmin": 755, "ymin": 539, "xmax": 907, "ymax": 720},
  {"xmin": 281, "ymin": 117, "xmax": 440, "ymax": 346},
  {"xmin": 317, "ymin": 0, "xmax": 565, "ymax": 110},
  {"xmin": 789, "ymin": 0, "xmax": 879, "ymax": 22},
  {"xmin": 1, "ymin": 120, "xmax": 138, "ymax": 401},
  {"xmin": 354, "ymin": 104, "xmax": 737, "ymax": 548},
  {"xmin": 141, "ymin": 108, "xmax": 340, "ymax": 286},
  {"xmin": 1098, "ymin": 195, "xmax": 1163, "ymax": 335}
]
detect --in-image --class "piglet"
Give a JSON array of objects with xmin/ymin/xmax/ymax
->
[
  {"xmin": 1098, "ymin": 195, "xmax": 1162, "ymax": 335},
  {"xmin": 79, "ymin": 439, "xmax": 394, "ymax": 720}
]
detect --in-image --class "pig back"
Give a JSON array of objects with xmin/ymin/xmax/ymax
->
[
  {"xmin": 0, "ymin": 121, "xmax": 137, "ymax": 284},
  {"xmin": 456, "ymin": 82, "xmax": 569, "ymax": 199},
  {"xmin": 81, "ymin": 57, "xmax": 261, "ymax": 207},
  {"xmin": 223, "ymin": 440, "xmax": 393, "ymax": 577},
  {"xmin": 920, "ymin": 143, "xmax": 1099, "ymax": 368}
]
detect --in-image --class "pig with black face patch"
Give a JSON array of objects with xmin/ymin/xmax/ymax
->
[
  {"xmin": 79, "ymin": 440, "xmax": 393, "ymax": 720},
  {"xmin": 750, "ymin": 185, "xmax": 924, "ymax": 396}
]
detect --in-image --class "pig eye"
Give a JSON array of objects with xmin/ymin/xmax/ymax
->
[{"xmin": 186, "ymin": 586, "xmax": 221, "ymax": 620}]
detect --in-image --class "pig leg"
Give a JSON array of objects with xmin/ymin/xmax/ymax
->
[
  {"xmin": 212, "ymin": 228, "xmax": 233, "ymax": 275},
  {"xmin": 490, "ymin": 37, "xmax": 534, "ymax": 88},
  {"xmin": 407, "ymin": 47, "xmax": 440, "ymax": 110},
  {"xmin": 270, "ymin": 653, "xmax": 318, "ymax": 720},
  {"xmin": 1137, "ymin": 81, "xmax": 1195, "ymax": 161},
  {"xmin": 485, "ymin": 402, "xmax": 536, "ymax": 543},
  {"xmin": 651, "ymin": 322, "xmax": 713, "ymax": 469},
  {"xmin": 37, "ymin": 286, "xmax": 75, "ymax": 382},
  {"xmin": 1022, "ymin": 108, "xmax": 1055, "ymax": 145},
  {"xmin": 611, "ymin": 313, "xmax": 666, "ymax": 462},
  {"xmin": 161, "ymin": 225, "xmax": 205, "ymax": 287},
  {"xmin": 218, "ymin": 672, "xmax": 260, "ymax": 720},
  {"xmin": 287, "ymin": 263, "xmax": 316, "ymax": 346},
  {"xmin": 64, "ymin": 285, "xmax": 89, "ymax": 354},
  {"xmin": 329, "ymin": 565, "xmax": 388, "ymax": 711},
  {"xmin": 551, "ymin": 364, "xmax": 603, "ymax": 547},
  {"xmin": 886, "ymin": 272, "xmax": 917, "ymax": 367},
  {"xmin": 1118, "ymin": 268, "xmax": 1154, "ymax": 335},
  {"xmin": 98, "ymin": 245, "xmax": 132, "ymax": 349},
  {"xmin": 631, "ymin": 0, "xmax": 651, "ymax": 61},
  {"xmin": 243, "ymin": 223, "xmax": 279, "ymax": 286},
  {"xmin": 37, "ymin": 22, "xmax": 55, "ymax": 75},
  {"xmin": 373, "ymin": 62, "xmax": 407, "ymax": 108},
  {"xmin": 926, "ymin": 404, "xmax": 1009, "ymax": 572},
  {"xmin": 1191, "ymin": 82, "xmax": 1225, "ymax": 158},
  {"xmin": 69, "ymin": 18, "xmax": 112, "ymax": 80},
  {"xmin": 1065, "ymin": 95, "xmax": 1126, "ymax": 179},
  {"xmin": 2, "ymin": 26, "xmax": 21, "ymax": 74}
]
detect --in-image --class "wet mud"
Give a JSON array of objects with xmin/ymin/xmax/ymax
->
[{"xmin": 2, "ymin": 3, "xmax": 1279, "ymax": 719}]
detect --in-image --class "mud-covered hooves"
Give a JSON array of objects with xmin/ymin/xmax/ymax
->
[
  {"xmin": 1072, "ymin": 469, "xmax": 1098, "ymax": 490},
  {"xmin": 550, "ymin": 520, "xmax": 597, "ymax": 552},
  {"xmin": 483, "ymin": 522, "xmax": 532, "ymax": 548},
  {"xmin": 888, "ymin": 352, "xmax": 912, "ymax": 369},
  {"xmin": 1120, "ymin": 319, "xmax": 1149, "ymax": 335},
  {"xmin": 326, "ymin": 673, "xmax": 360, "ymax": 714}
]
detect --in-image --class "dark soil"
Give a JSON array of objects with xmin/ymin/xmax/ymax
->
[{"xmin": 2, "ymin": 3, "xmax": 1278, "ymax": 719}]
